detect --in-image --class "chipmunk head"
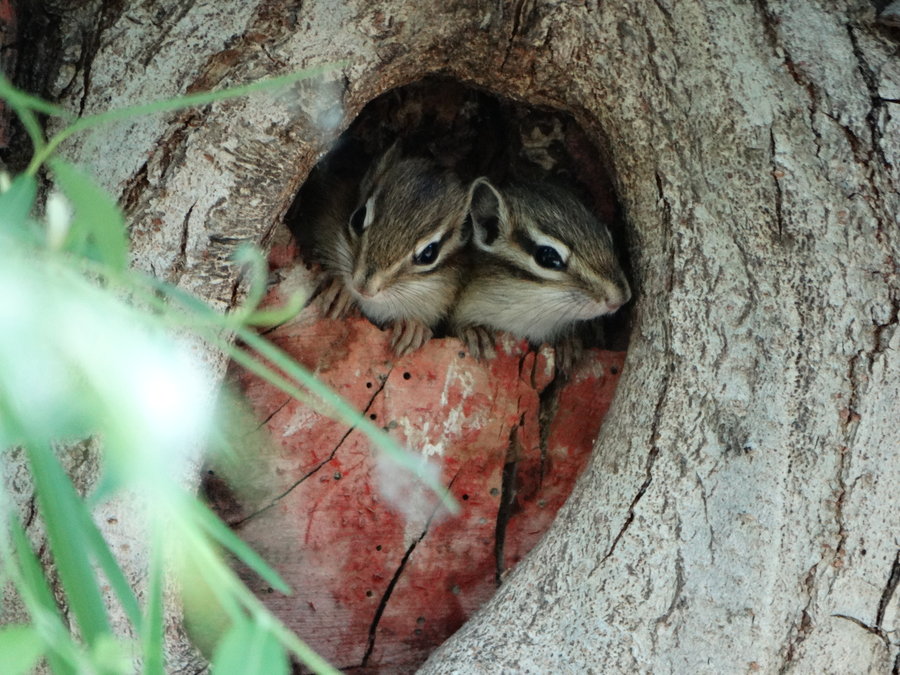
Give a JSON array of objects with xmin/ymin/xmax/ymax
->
[
  {"xmin": 343, "ymin": 143, "xmax": 469, "ymax": 320},
  {"xmin": 468, "ymin": 177, "xmax": 631, "ymax": 322}
]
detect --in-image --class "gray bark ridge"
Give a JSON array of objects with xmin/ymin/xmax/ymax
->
[{"xmin": 26, "ymin": 1, "xmax": 900, "ymax": 673}]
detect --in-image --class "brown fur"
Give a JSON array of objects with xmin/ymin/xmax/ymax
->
[
  {"xmin": 453, "ymin": 178, "xmax": 631, "ymax": 367},
  {"xmin": 298, "ymin": 144, "xmax": 470, "ymax": 354}
]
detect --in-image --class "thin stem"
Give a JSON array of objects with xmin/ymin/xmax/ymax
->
[{"xmin": 26, "ymin": 63, "xmax": 343, "ymax": 175}]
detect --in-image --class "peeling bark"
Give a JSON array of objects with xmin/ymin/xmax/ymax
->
[{"xmin": 6, "ymin": 0, "xmax": 900, "ymax": 672}]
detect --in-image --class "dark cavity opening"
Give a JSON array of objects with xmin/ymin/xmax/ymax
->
[
  {"xmin": 215, "ymin": 76, "xmax": 637, "ymax": 675},
  {"xmin": 286, "ymin": 76, "xmax": 632, "ymax": 351}
]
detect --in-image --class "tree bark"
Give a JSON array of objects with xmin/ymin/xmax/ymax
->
[{"xmin": 11, "ymin": 0, "xmax": 899, "ymax": 672}]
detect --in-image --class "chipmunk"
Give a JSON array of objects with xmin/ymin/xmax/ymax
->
[
  {"xmin": 297, "ymin": 142, "xmax": 470, "ymax": 356},
  {"xmin": 451, "ymin": 177, "xmax": 631, "ymax": 371}
]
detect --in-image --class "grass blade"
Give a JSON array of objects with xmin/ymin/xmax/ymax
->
[
  {"xmin": 230, "ymin": 244, "xmax": 270, "ymax": 322},
  {"xmin": 30, "ymin": 63, "xmax": 345, "ymax": 173},
  {"xmin": 0, "ymin": 173, "xmax": 37, "ymax": 224},
  {"xmin": 212, "ymin": 618, "xmax": 289, "ymax": 675},
  {"xmin": 234, "ymin": 328, "xmax": 459, "ymax": 514},
  {"xmin": 264, "ymin": 619, "xmax": 340, "ymax": 675},
  {"xmin": 243, "ymin": 292, "xmax": 306, "ymax": 327},
  {"xmin": 0, "ymin": 74, "xmax": 72, "ymax": 118},
  {"xmin": 0, "ymin": 624, "xmax": 45, "ymax": 675},
  {"xmin": 24, "ymin": 441, "xmax": 112, "ymax": 646},
  {"xmin": 76, "ymin": 496, "xmax": 144, "ymax": 633},
  {"xmin": 7, "ymin": 516, "xmax": 79, "ymax": 675},
  {"xmin": 0, "ymin": 174, "xmax": 39, "ymax": 244},
  {"xmin": 73, "ymin": 64, "xmax": 344, "ymax": 133},
  {"xmin": 189, "ymin": 498, "xmax": 290, "ymax": 595},
  {"xmin": 140, "ymin": 528, "xmax": 165, "ymax": 675},
  {"xmin": 0, "ymin": 75, "xmax": 59, "ymax": 155},
  {"xmin": 18, "ymin": 439, "xmax": 143, "ymax": 637}
]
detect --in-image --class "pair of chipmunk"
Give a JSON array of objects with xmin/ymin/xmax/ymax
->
[{"xmin": 297, "ymin": 143, "xmax": 631, "ymax": 368}]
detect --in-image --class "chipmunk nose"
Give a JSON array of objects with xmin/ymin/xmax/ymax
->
[
  {"xmin": 352, "ymin": 267, "xmax": 384, "ymax": 298},
  {"xmin": 604, "ymin": 280, "xmax": 631, "ymax": 313},
  {"xmin": 611, "ymin": 278, "xmax": 631, "ymax": 309}
]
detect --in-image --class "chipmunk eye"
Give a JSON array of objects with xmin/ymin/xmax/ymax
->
[
  {"xmin": 413, "ymin": 241, "xmax": 441, "ymax": 266},
  {"xmin": 349, "ymin": 205, "xmax": 367, "ymax": 235},
  {"xmin": 534, "ymin": 245, "xmax": 565, "ymax": 270}
]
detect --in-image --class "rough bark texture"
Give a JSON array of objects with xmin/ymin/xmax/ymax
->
[{"xmin": 8, "ymin": 0, "xmax": 900, "ymax": 672}]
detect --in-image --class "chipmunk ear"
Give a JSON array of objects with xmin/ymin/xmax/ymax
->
[
  {"xmin": 468, "ymin": 178, "xmax": 510, "ymax": 251},
  {"xmin": 361, "ymin": 139, "xmax": 403, "ymax": 197}
]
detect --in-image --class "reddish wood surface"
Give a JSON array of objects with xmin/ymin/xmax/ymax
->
[{"xmin": 216, "ymin": 240, "xmax": 625, "ymax": 672}]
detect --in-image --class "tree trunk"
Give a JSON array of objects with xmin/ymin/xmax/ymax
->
[{"xmin": 11, "ymin": 0, "xmax": 900, "ymax": 672}]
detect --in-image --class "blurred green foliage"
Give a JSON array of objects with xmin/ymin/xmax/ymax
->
[{"xmin": 0, "ymin": 68, "xmax": 455, "ymax": 674}]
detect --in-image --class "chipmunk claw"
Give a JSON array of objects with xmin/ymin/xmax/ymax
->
[
  {"xmin": 391, "ymin": 319, "xmax": 433, "ymax": 357},
  {"xmin": 459, "ymin": 325, "xmax": 496, "ymax": 361},
  {"xmin": 318, "ymin": 278, "xmax": 355, "ymax": 319},
  {"xmin": 553, "ymin": 335, "xmax": 584, "ymax": 375}
]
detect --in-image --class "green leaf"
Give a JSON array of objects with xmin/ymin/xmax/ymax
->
[
  {"xmin": 0, "ymin": 74, "xmax": 61, "ymax": 157},
  {"xmin": 8, "ymin": 516, "xmax": 79, "ymax": 675},
  {"xmin": 0, "ymin": 625, "xmax": 45, "ymax": 675},
  {"xmin": 49, "ymin": 158, "xmax": 128, "ymax": 273},
  {"xmin": 138, "ymin": 270, "xmax": 225, "ymax": 320},
  {"xmin": 16, "ymin": 438, "xmax": 142, "ymax": 635},
  {"xmin": 90, "ymin": 634, "xmax": 132, "ymax": 675},
  {"xmin": 243, "ymin": 292, "xmax": 306, "ymax": 327},
  {"xmin": 0, "ymin": 74, "xmax": 71, "ymax": 118},
  {"xmin": 230, "ymin": 245, "xmax": 270, "ymax": 322},
  {"xmin": 140, "ymin": 533, "xmax": 165, "ymax": 675},
  {"xmin": 0, "ymin": 174, "xmax": 37, "ymax": 225},
  {"xmin": 86, "ymin": 467, "xmax": 125, "ymax": 508},
  {"xmin": 24, "ymin": 441, "xmax": 112, "ymax": 646},
  {"xmin": 0, "ymin": 174, "xmax": 40, "ymax": 243},
  {"xmin": 189, "ymin": 499, "xmax": 291, "ymax": 595},
  {"xmin": 212, "ymin": 618, "xmax": 288, "ymax": 675},
  {"xmin": 260, "ymin": 621, "xmax": 339, "ymax": 675},
  {"xmin": 77, "ymin": 494, "xmax": 144, "ymax": 633}
]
